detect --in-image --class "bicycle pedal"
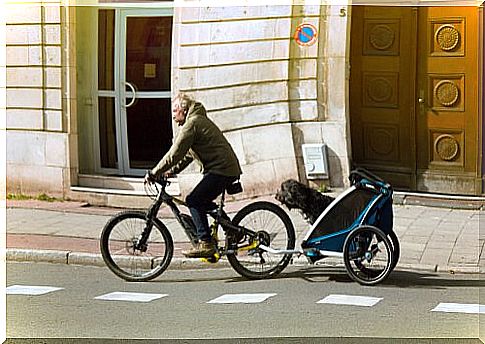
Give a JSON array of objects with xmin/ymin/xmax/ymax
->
[{"xmin": 201, "ymin": 253, "xmax": 220, "ymax": 264}]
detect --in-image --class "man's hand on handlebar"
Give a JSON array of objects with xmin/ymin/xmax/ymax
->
[
  {"xmin": 144, "ymin": 170, "xmax": 176, "ymax": 184},
  {"xmin": 144, "ymin": 171, "xmax": 156, "ymax": 184},
  {"xmin": 164, "ymin": 171, "xmax": 176, "ymax": 179}
]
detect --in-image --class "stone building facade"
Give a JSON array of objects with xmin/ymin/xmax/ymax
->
[{"xmin": 5, "ymin": 2, "xmax": 484, "ymax": 205}]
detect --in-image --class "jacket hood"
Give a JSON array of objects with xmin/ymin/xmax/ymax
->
[{"xmin": 187, "ymin": 102, "xmax": 207, "ymax": 118}]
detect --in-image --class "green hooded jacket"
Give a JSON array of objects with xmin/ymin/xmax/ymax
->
[{"xmin": 151, "ymin": 102, "xmax": 242, "ymax": 178}]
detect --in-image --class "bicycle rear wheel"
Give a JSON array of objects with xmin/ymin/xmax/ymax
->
[
  {"xmin": 100, "ymin": 211, "xmax": 173, "ymax": 282},
  {"xmin": 227, "ymin": 201, "xmax": 295, "ymax": 279}
]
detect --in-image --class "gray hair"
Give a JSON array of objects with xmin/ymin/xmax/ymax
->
[{"xmin": 172, "ymin": 93, "xmax": 194, "ymax": 111}]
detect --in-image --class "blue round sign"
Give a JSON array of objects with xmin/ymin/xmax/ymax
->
[{"xmin": 294, "ymin": 23, "xmax": 318, "ymax": 46}]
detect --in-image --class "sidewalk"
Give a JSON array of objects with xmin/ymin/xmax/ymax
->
[{"xmin": 5, "ymin": 193, "xmax": 485, "ymax": 274}]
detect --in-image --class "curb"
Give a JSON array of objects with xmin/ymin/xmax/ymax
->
[
  {"xmin": 6, "ymin": 248, "xmax": 481, "ymax": 275},
  {"xmin": 5, "ymin": 248, "xmax": 233, "ymax": 270}
]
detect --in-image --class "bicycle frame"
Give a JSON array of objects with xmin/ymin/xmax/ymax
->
[{"xmin": 139, "ymin": 179, "xmax": 258, "ymax": 254}]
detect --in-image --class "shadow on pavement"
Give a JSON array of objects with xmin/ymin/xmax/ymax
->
[{"xmin": 147, "ymin": 265, "xmax": 483, "ymax": 288}]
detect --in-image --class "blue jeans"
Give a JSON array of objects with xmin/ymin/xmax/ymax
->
[{"xmin": 186, "ymin": 173, "xmax": 237, "ymax": 242}]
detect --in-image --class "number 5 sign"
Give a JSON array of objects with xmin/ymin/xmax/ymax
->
[{"xmin": 294, "ymin": 23, "xmax": 318, "ymax": 46}]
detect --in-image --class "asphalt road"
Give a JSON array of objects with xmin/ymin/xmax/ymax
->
[{"xmin": 6, "ymin": 262, "xmax": 485, "ymax": 343}]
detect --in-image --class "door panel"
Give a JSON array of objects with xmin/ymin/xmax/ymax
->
[
  {"xmin": 350, "ymin": 6, "xmax": 480, "ymax": 195},
  {"xmin": 98, "ymin": 97, "xmax": 118, "ymax": 169},
  {"xmin": 126, "ymin": 98, "xmax": 172, "ymax": 169},
  {"xmin": 122, "ymin": 13, "xmax": 173, "ymax": 174},
  {"xmin": 125, "ymin": 16, "xmax": 172, "ymax": 92},
  {"xmin": 350, "ymin": 7, "xmax": 416, "ymax": 189},
  {"xmin": 96, "ymin": 9, "xmax": 173, "ymax": 176},
  {"xmin": 416, "ymin": 6, "xmax": 479, "ymax": 194}
]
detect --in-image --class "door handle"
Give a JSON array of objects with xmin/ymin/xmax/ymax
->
[
  {"xmin": 124, "ymin": 81, "xmax": 136, "ymax": 108},
  {"xmin": 418, "ymin": 98, "xmax": 425, "ymax": 104}
]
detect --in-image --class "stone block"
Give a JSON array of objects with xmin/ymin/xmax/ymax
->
[
  {"xmin": 321, "ymin": 122, "xmax": 349, "ymax": 157},
  {"xmin": 44, "ymin": 25, "xmax": 61, "ymax": 44},
  {"xmin": 325, "ymin": 57, "xmax": 347, "ymax": 121},
  {"xmin": 7, "ymin": 163, "xmax": 64, "ymax": 195},
  {"xmin": 44, "ymin": 46, "xmax": 61, "ymax": 66},
  {"xmin": 45, "ymin": 67, "xmax": 62, "ymax": 88},
  {"xmin": 7, "ymin": 67, "xmax": 43, "ymax": 87},
  {"xmin": 240, "ymin": 124, "xmax": 295, "ymax": 164},
  {"xmin": 182, "ymin": 60, "xmax": 288, "ymax": 90},
  {"xmin": 289, "ymin": 79, "xmax": 317, "ymax": 99},
  {"xmin": 289, "ymin": 100, "xmax": 318, "ymax": 121},
  {"xmin": 293, "ymin": 5, "xmax": 321, "ymax": 16},
  {"xmin": 179, "ymin": 22, "xmax": 210, "ymax": 45},
  {"xmin": 326, "ymin": 12, "xmax": 349, "ymax": 58},
  {"xmin": 179, "ymin": 40, "xmax": 289, "ymax": 68},
  {"xmin": 7, "ymin": 249, "xmax": 68, "ymax": 264},
  {"xmin": 44, "ymin": 6, "xmax": 61, "ymax": 23},
  {"xmin": 199, "ymin": 6, "xmax": 265, "ymax": 21},
  {"xmin": 5, "ymin": 5, "xmax": 41, "ymax": 24},
  {"xmin": 45, "ymin": 133, "xmax": 68, "ymax": 167},
  {"xmin": 45, "ymin": 110, "xmax": 63, "ymax": 131},
  {"xmin": 262, "ymin": 5, "xmax": 292, "ymax": 18},
  {"xmin": 7, "ymin": 131, "xmax": 46, "ymax": 165},
  {"xmin": 203, "ymin": 18, "xmax": 290, "ymax": 43},
  {"xmin": 6, "ymin": 46, "xmax": 29, "ymax": 66},
  {"xmin": 6, "ymin": 109, "xmax": 43, "ymax": 130},
  {"xmin": 6, "ymin": 24, "xmax": 42, "ymax": 45},
  {"xmin": 327, "ymin": 155, "xmax": 346, "ymax": 187},
  {"xmin": 291, "ymin": 122, "xmax": 325, "ymax": 148},
  {"xmin": 178, "ymin": 6, "xmax": 200, "ymax": 23},
  {"xmin": 209, "ymin": 101, "xmax": 289, "ymax": 132},
  {"xmin": 202, "ymin": 81, "xmax": 287, "ymax": 111},
  {"xmin": 210, "ymin": 40, "xmax": 282, "ymax": 65},
  {"xmin": 289, "ymin": 58, "xmax": 317, "ymax": 80},
  {"xmin": 328, "ymin": 5, "xmax": 348, "ymax": 17},
  {"xmin": 178, "ymin": 45, "xmax": 201, "ymax": 67},
  {"xmin": 240, "ymin": 160, "xmax": 279, "ymax": 196},
  {"xmin": 224, "ymin": 130, "xmax": 246, "ymax": 165},
  {"xmin": 273, "ymin": 157, "xmax": 299, "ymax": 182},
  {"xmin": 7, "ymin": 88, "xmax": 43, "ymax": 108},
  {"xmin": 67, "ymin": 252, "xmax": 105, "ymax": 267},
  {"xmin": 29, "ymin": 46, "xmax": 43, "ymax": 65},
  {"xmin": 45, "ymin": 88, "xmax": 62, "ymax": 109}
]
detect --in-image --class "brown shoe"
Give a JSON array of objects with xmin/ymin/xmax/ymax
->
[{"xmin": 182, "ymin": 240, "xmax": 217, "ymax": 258}]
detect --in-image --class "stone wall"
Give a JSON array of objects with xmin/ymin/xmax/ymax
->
[
  {"xmin": 6, "ymin": 4, "xmax": 71, "ymax": 197},
  {"xmin": 5, "ymin": 3, "xmax": 352, "ymax": 200},
  {"xmin": 172, "ymin": 5, "xmax": 351, "ymax": 196}
]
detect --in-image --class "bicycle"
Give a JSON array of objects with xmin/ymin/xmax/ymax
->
[{"xmin": 100, "ymin": 176, "xmax": 296, "ymax": 282}]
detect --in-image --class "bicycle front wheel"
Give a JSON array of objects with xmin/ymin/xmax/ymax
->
[
  {"xmin": 227, "ymin": 201, "xmax": 295, "ymax": 279},
  {"xmin": 100, "ymin": 211, "xmax": 173, "ymax": 282}
]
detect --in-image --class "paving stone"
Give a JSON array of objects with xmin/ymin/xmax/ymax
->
[{"xmin": 420, "ymin": 248, "xmax": 451, "ymax": 266}]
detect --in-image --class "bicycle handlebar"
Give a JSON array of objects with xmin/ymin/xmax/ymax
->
[{"xmin": 145, "ymin": 170, "xmax": 169, "ymax": 185}]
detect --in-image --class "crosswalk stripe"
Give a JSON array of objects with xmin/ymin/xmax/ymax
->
[
  {"xmin": 317, "ymin": 294, "xmax": 382, "ymax": 307},
  {"xmin": 207, "ymin": 293, "xmax": 277, "ymax": 304},
  {"xmin": 94, "ymin": 292, "xmax": 168, "ymax": 303},
  {"xmin": 431, "ymin": 303, "xmax": 485, "ymax": 314},
  {"xmin": 6, "ymin": 285, "xmax": 64, "ymax": 295}
]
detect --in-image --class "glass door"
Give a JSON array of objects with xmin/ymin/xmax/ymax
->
[{"xmin": 97, "ymin": 8, "xmax": 173, "ymax": 177}]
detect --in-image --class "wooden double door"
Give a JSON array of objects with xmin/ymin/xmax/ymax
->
[{"xmin": 350, "ymin": 6, "xmax": 481, "ymax": 195}]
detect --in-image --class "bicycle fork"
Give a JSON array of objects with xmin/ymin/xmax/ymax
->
[
  {"xmin": 135, "ymin": 197, "xmax": 163, "ymax": 252},
  {"xmin": 134, "ymin": 221, "xmax": 153, "ymax": 252}
]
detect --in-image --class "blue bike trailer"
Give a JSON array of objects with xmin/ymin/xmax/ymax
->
[{"xmin": 301, "ymin": 176, "xmax": 393, "ymax": 259}]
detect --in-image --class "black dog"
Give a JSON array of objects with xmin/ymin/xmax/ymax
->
[{"xmin": 275, "ymin": 179, "xmax": 335, "ymax": 224}]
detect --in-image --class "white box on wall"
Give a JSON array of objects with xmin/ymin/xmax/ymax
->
[{"xmin": 302, "ymin": 143, "xmax": 329, "ymax": 179}]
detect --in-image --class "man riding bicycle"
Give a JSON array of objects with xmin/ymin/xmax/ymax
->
[{"xmin": 145, "ymin": 93, "xmax": 242, "ymax": 258}]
